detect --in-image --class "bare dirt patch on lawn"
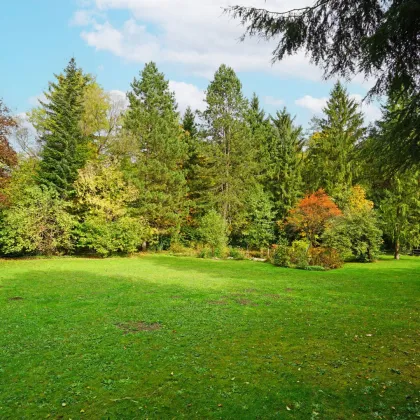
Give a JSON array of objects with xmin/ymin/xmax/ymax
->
[
  {"xmin": 116, "ymin": 321, "xmax": 161, "ymax": 334},
  {"xmin": 236, "ymin": 298, "xmax": 258, "ymax": 306},
  {"xmin": 208, "ymin": 299, "xmax": 228, "ymax": 305}
]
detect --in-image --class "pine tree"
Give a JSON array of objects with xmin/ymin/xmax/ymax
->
[
  {"xmin": 267, "ymin": 108, "xmax": 304, "ymax": 220},
  {"xmin": 305, "ymin": 82, "xmax": 365, "ymax": 204},
  {"xmin": 182, "ymin": 107, "xmax": 205, "ymax": 216},
  {"xmin": 199, "ymin": 64, "xmax": 256, "ymax": 233},
  {"xmin": 182, "ymin": 107, "xmax": 198, "ymax": 138},
  {"xmin": 38, "ymin": 58, "xmax": 90, "ymax": 197},
  {"xmin": 123, "ymin": 62, "xmax": 188, "ymax": 237}
]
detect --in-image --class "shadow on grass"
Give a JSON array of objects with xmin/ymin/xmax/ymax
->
[{"xmin": 0, "ymin": 264, "xmax": 418, "ymax": 419}]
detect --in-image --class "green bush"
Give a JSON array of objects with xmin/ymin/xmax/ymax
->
[
  {"xmin": 0, "ymin": 186, "xmax": 75, "ymax": 256},
  {"xmin": 323, "ymin": 212, "xmax": 382, "ymax": 262},
  {"xmin": 77, "ymin": 216, "xmax": 150, "ymax": 257},
  {"xmin": 308, "ymin": 247, "xmax": 343, "ymax": 269},
  {"xmin": 289, "ymin": 239, "xmax": 310, "ymax": 269},
  {"xmin": 272, "ymin": 240, "xmax": 291, "ymax": 267},
  {"xmin": 169, "ymin": 242, "xmax": 196, "ymax": 257},
  {"xmin": 228, "ymin": 247, "xmax": 246, "ymax": 260},
  {"xmin": 303, "ymin": 265, "xmax": 326, "ymax": 271},
  {"xmin": 198, "ymin": 210, "xmax": 228, "ymax": 255}
]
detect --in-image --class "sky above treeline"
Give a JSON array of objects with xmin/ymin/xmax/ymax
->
[{"xmin": 1, "ymin": 0, "xmax": 381, "ymax": 130}]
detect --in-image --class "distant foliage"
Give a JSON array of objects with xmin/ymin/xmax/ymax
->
[{"xmin": 1, "ymin": 56, "xmax": 417, "ymax": 264}]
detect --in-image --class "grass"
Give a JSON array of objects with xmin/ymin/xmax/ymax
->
[{"xmin": 0, "ymin": 255, "xmax": 419, "ymax": 419}]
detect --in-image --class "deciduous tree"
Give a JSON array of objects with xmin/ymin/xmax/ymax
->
[
  {"xmin": 0, "ymin": 99, "xmax": 17, "ymax": 205},
  {"xmin": 286, "ymin": 189, "xmax": 342, "ymax": 247}
]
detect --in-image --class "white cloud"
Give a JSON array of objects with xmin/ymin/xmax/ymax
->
[
  {"xmin": 108, "ymin": 89, "xmax": 129, "ymax": 109},
  {"xmin": 103, "ymin": 82, "xmax": 205, "ymax": 116},
  {"xmin": 295, "ymin": 93, "xmax": 381, "ymax": 123},
  {"xmin": 28, "ymin": 93, "xmax": 47, "ymax": 107},
  {"xmin": 350, "ymin": 94, "xmax": 382, "ymax": 124},
  {"xmin": 74, "ymin": 0, "xmax": 327, "ymax": 81},
  {"xmin": 70, "ymin": 9, "xmax": 97, "ymax": 26},
  {"xmin": 295, "ymin": 95, "xmax": 328, "ymax": 115},
  {"xmin": 168, "ymin": 81, "xmax": 206, "ymax": 114},
  {"xmin": 11, "ymin": 113, "xmax": 39, "ymax": 155},
  {"xmin": 15, "ymin": 113, "xmax": 37, "ymax": 135},
  {"xmin": 264, "ymin": 96, "xmax": 284, "ymax": 107}
]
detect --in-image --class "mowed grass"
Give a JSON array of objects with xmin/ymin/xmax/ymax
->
[{"xmin": 0, "ymin": 256, "xmax": 419, "ymax": 419}]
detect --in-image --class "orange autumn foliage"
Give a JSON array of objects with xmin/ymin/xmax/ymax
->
[
  {"xmin": 286, "ymin": 189, "xmax": 342, "ymax": 246},
  {"xmin": 0, "ymin": 99, "xmax": 18, "ymax": 206}
]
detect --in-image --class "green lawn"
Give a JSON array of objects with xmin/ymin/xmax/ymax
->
[{"xmin": 0, "ymin": 255, "xmax": 419, "ymax": 419}]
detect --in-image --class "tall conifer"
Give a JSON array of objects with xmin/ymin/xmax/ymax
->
[{"xmin": 38, "ymin": 58, "xmax": 90, "ymax": 197}]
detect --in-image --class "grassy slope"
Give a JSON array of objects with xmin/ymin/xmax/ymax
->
[{"xmin": 0, "ymin": 255, "xmax": 419, "ymax": 419}]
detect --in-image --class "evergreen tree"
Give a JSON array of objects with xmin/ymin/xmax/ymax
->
[
  {"xmin": 123, "ymin": 62, "xmax": 188, "ymax": 237},
  {"xmin": 267, "ymin": 108, "xmax": 304, "ymax": 220},
  {"xmin": 242, "ymin": 184, "xmax": 275, "ymax": 251},
  {"xmin": 199, "ymin": 64, "xmax": 256, "ymax": 233},
  {"xmin": 246, "ymin": 93, "xmax": 274, "ymax": 180},
  {"xmin": 37, "ymin": 58, "xmax": 90, "ymax": 197},
  {"xmin": 305, "ymin": 82, "xmax": 365, "ymax": 204},
  {"xmin": 182, "ymin": 107, "xmax": 198, "ymax": 138},
  {"xmin": 181, "ymin": 106, "xmax": 208, "ymax": 225}
]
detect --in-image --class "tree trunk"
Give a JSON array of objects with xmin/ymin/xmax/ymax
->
[{"xmin": 394, "ymin": 240, "xmax": 400, "ymax": 260}]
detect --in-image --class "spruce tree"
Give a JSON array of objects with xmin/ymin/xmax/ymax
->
[
  {"xmin": 305, "ymin": 82, "xmax": 365, "ymax": 204},
  {"xmin": 124, "ymin": 62, "xmax": 188, "ymax": 237},
  {"xmin": 246, "ymin": 93, "xmax": 274, "ymax": 180},
  {"xmin": 199, "ymin": 64, "xmax": 256, "ymax": 233},
  {"xmin": 38, "ymin": 58, "xmax": 90, "ymax": 197},
  {"xmin": 267, "ymin": 109, "xmax": 304, "ymax": 220}
]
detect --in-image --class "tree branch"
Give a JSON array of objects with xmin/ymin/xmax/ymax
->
[{"xmin": 224, "ymin": 0, "xmax": 332, "ymax": 18}]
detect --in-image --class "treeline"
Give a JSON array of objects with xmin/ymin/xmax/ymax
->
[{"xmin": 0, "ymin": 59, "xmax": 419, "ymax": 265}]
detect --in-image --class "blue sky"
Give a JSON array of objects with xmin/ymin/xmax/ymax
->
[{"xmin": 1, "ymin": 0, "xmax": 381, "ymax": 129}]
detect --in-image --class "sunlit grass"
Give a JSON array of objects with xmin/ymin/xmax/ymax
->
[{"xmin": 0, "ymin": 255, "xmax": 419, "ymax": 418}]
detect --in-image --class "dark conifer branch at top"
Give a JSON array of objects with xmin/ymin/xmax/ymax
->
[{"xmin": 226, "ymin": 0, "xmax": 420, "ymax": 170}]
